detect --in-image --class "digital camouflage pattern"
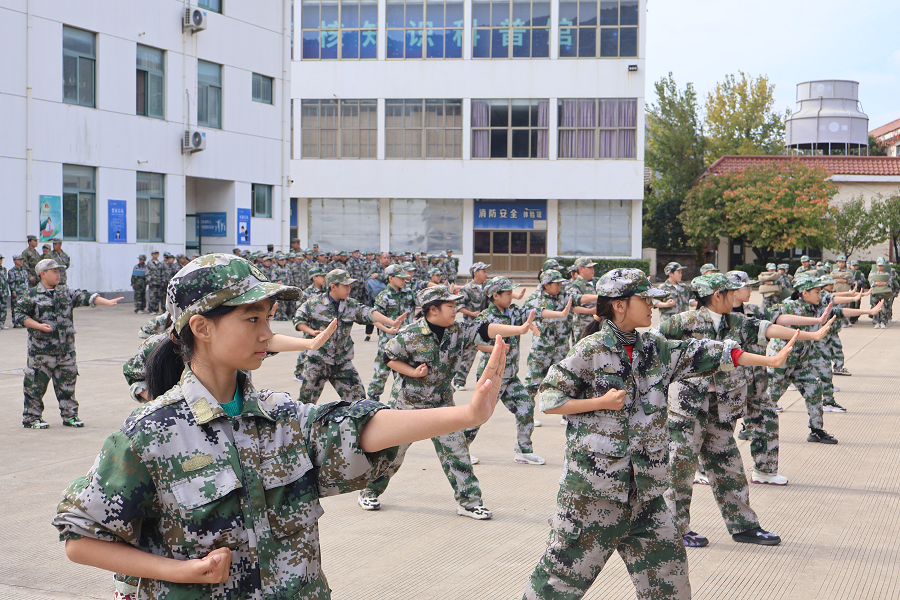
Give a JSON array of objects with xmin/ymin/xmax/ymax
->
[
  {"xmin": 366, "ymin": 284, "xmax": 416, "ymax": 402},
  {"xmin": 0, "ymin": 264, "xmax": 8, "ymax": 325},
  {"xmin": 22, "ymin": 245, "xmax": 41, "ymax": 282},
  {"xmin": 140, "ymin": 313, "xmax": 169, "ymax": 339},
  {"xmin": 564, "ymin": 275, "xmax": 596, "ymax": 344},
  {"xmin": 453, "ymin": 279, "xmax": 487, "ymax": 387},
  {"xmin": 523, "ymin": 286, "xmax": 578, "ymax": 398},
  {"xmin": 527, "ymin": 322, "xmax": 739, "ymax": 600},
  {"xmin": 131, "ymin": 261, "xmax": 148, "ymax": 311},
  {"xmin": 122, "ymin": 332, "xmax": 168, "ymax": 403},
  {"xmin": 146, "ymin": 257, "xmax": 167, "ymax": 312},
  {"xmin": 360, "ymin": 316, "xmax": 490, "ymax": 508},
  {"xmin": 8, "ymin": 264, "xmax": 30, "ymax": 300},
  {"xmin": 655, "ymin": 280, "xmax": 691, "ymax": 320},
  {"xmin": 24, "ymin": 352, "xmax": 79, "ymax": 424},
  {"xmin": 48, "ymin": 248, "xmax": 71, "ymax": 285},
  {"xmin": 53, "ymin": 366, "xmax": 400, "ymax": 600}
]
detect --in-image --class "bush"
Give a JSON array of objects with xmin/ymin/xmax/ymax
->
[{"xmin": 550, "ymin": 257, "xmax": 651, "ymax": 276}]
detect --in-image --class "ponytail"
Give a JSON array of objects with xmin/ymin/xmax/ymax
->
[
  {"xmin": 790, "ymin": 290, "xmax": 801, "ymax": 301},
  {"xmin": 580, "ymin": 296, "xmax": 621, "ymax": 341}
]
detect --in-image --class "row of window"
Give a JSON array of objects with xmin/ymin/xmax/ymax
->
[
  {"xmin": 299, "ymin": 0, "xmax": 638, "ymax": 59},
  {"xmin": 60, "ymin": 165, "xmax": 272, "ymax": 242},
  {"xmin": 63, "ymin": 25, "xmax": 274, "ymax": 127},
  {"xmin": 299, "ymin": 98, "xmax": 637, "ymax": 159},
  {"xmin": 306, "ymin": 198, "xmax": 631, "ymax": 256}
]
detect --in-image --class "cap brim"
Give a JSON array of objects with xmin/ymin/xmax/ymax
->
[
  {"xmin": 223, "ymin": 281, "xmax": 303, "ymax": 305},
  {"xmin": 639, "ymin": 287, "xmax": 669, "ymax": 299}
]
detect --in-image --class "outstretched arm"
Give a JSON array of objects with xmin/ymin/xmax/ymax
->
[
  {"xmin": 764, "ymin": 317, "xmax": 835, "ymax": 342},
  {"xmin": 487, "ymin": 310, "xmax": 539, "ymax": 337},
  {"xmin": 269, "ymin": 319, "xmax": 338, "ymax": 352},
  {"xmin": 360, "ymin": 338, "xmax": 508, "ymax": 452},
  {"xmin": 738, "ymin": 330, "xmax": 799, "ymax": 368}
]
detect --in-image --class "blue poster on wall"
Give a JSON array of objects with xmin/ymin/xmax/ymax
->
[
  {"xmin": 237, "ymin": 208, "xmax": 251, "ymax": 245},
  {"xmin": 108, "ymin": 200, "xmax": 127, "ymax": 243},
  {"xmin": 199, "ymin": 212, "xmax": 227, "ymax": 237},
  {"xmin": 473, "ymin": 201, "xmax": 547, "ymax": 230}
]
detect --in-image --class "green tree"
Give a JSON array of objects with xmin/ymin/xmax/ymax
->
[
  {"xmin": 867, "ymin": 134, "xmax": 889, "ymax": 156},
  {"xmin": 643, "ymin": 73, "xmax": 706, "ymax": 252},
  {"xmin": 825, "ymin": 195, "xmax": 881, "ymax": 259},
  {"xmin": 871, "ymin": 192, "xmax": 900, "ymax": 259},
  {"xmin": 704, "ymin": 72, "xmax": 788, "ymax": 164},
  {"xmin": 681, "ymin": 161, "xmax": 839, "ymax": 262}
]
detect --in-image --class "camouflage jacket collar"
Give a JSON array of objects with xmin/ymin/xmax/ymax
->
[
  {"xmin": 596, "ymin": 320, "xmax": 645, "ymax": 355},
  {"xmin": 179, "ymin": 367, "xmax": 273, "ymax": 424},
  {"xmin": 35, "ymin": 282, "xmax": 56, "ymax": 293},
  {"xmin": 482, "ymin": 303, "xmax": 508, "ymax": 319}
]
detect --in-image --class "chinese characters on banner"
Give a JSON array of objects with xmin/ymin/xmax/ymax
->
[
  {"xmin": 237, "ymin": 208, "xmax": 251, "ymax": 245},
  {"xmin": 108, "ymin": 200, "xmax": 127, "ymax": 243},
  {"xmin": 198, "ymin": 212, "xmax": 227, "ymax": 237},
  {"xmin": 39, "ymin": 195, "xmax": 62, "ymax": 241},
  {"xmin": 473, "ymin": 201, "xmax": 547, "ymax": 230}
]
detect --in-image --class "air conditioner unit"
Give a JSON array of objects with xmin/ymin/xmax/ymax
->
[
  {"xmin": 183, "ymin": 130, "xmax": 207, "ymax": 153},
  {"xmin": 183, "ymin": 7, "xmax": 207, "ymax": 32}
]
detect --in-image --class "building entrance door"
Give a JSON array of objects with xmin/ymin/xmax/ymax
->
[{"xmin": 473, "ymin": 230, "xmax": 546, "ymax": 272}]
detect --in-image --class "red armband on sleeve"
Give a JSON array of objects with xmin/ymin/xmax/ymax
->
[{"xmin": 731, "ymin": 348, "xmax": 744, "ymax": 366}]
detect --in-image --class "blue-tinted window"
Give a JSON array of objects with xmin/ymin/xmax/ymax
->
[
  {"xmin": 473, "ymin": 0, "xmax": 548, "ymax": 57},
  {"xmin": 301, "ymin": 0, "xmax": 377, "ymax": 59},
  {"xmin": 387, "ymin": 0, "xmax": 463, "ymax": 59},
  {"xmin": 560, "ymin": 0, "xmax": 638, "ymax": 58}
]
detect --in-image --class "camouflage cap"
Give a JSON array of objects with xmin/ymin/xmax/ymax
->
[
  {"xmin": 793, "ymin": 274, "xmax": 825, "ymax": 292},
  {"xmin": 850, "ymin": 260, "xmax": 859, "ymax": 266},
  {"xmin": 427, "ymin": 267, "xmax": 443, "ymax": 277},
  {"xmin": 541, "ymin": 258, "xmax": 561, "ymax": 272},
  {"xmin": 484, "ymin": 276, "xmax": 519, "ymax": 298},
  {"xmin": 417, "ymin": 285, "xmax": 463, "ymax": 307},
  {"xmin": 385, "ymin": 264, "xmax": 412, "ymax": 278},
  {"xmin": 766, "ymin": 263, "xmax": 777, "ymax": 270},
  {"xmin": 539, "ymin": 269, "xmax": 567, "ymax": 286},
  {"xmin": 50, "ymin": 238, "xmax": 62, "ymax": 243},
  {"xmin": 13, "ymin": 254, "xmax": 24, "ymax": 260},
  {"xmin": 800, "ymin": 255, "xmax": 810, "ymax": 262},
  {"xmin": 167, "ymin": 254, "xmax": 302, "ymax": 334},
  {"xmin": 595, "ymin": 268, "xmax": 667, "ymax": 299},
  {"xmin": 151, "ymin": 250, "xmax": 160, "ymax": 254},
  {"xmin": 27, "ymin": 234, "xmax": 38, "ymax": 241},
  {"xmin": 290, "ymin": 237, "xmax": 300, "ymax": 243},
  {"xmin": 816, "ymin": 261, "xmax": 824, "ymax": 267},
  {"xmin": 876, "ymin": 257, "xmax": 886, "ymax": 265},
  {"xmin": 778, "ymin": 263, "xmax": 790, "ymax": 270},
  {"xmin": 339, "ymin": 251, "xmax": 349, "ymax": 257},
  {"xmin": 726, "ymin": 270, "xmax": 758, "ymax": 288},
  {"xmin": 308, "ymin": 266, "xmax": 325, "ymax": 279},
  {"xmin": 163, "ymin": 252, "xmax": 173, "ymax": 258},
  {"xmin": 819, "ymin": 275, "xmax": 835, "ymax": 286},
  {"xmin": 176, "ymin": 254, "xmax": 187, "ymax": 260},
  {"xmin": 664, "ymin": 262, "xmax": 684, "ymax": 275},
  {"xmin": 699, "ymin": 263, "xmax": 719, "ymax": 273},
  {"xmin": 36, "ymin": 258, "xmax": 66, "ymax": 273},
  {"xmin": 138, "ymin": 254, "xmax": 147, "ymax": 260},
  {"xmin": 325, "ymin": 269, "xmax": 356, "ymax": 287},
  {"xmin": 573, "ymin": 257, "xmax": 597, "ymax": 269},
  {"xmin": 439, "ymin": 252, "xmax": 447, "ymax": 258},
  {"xmin": 401, "ymin": 262, "xmax": 416, "ymax": 272},
  {"xmin": 470, "ymin": 261, "xmax": 491, "ymax": 274},
  {"xmin": 275, "ymin": 252, "xmax": 286, "ymax": 260},
  {"xmin": 691, "ymin": 273, "xmax": 741, "ymax": 297},
  {"xmin": 836, "ymin": 255, "xmax": 847, "ymax": 262}
]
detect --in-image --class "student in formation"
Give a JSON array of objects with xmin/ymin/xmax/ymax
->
[
  {"xmin": 366, "ymin": 264, "xmax": 417, "ymax": 402},
  {"xmin": 357, "ymin": 285, "xmax": 538, "ymax": 520},
  {"xmin": 54, "ymin": 254, "xmax": 512, "ymax": 600},
  {"xmin": 653, "ymin": 262, "xmax": 692, "ymax": 321},
  {"xmin": 521, "ymin": 268, "xmax": 798, "ymax": 600}
]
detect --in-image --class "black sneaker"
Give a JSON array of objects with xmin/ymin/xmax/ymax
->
[
  {"xmin": 732, "ymin": 527, "xmax": 781, "ymax": 545},
  {"xmin": 683, "ymin": 531, "xmax": 709, "ymax": 547},
  {"xmin": 737, "ymin": 424, "xmax": 749, "ymax": 440},
  {"xmin": 364, "ymin": 335, "xmax": 371, "ymax": 341},
  {"xmin": 807, "ymin": 428, "xmax": 838, "ymax": 444},
  {"xmin": 62, "ymin": 417, "xmax": 85, "ymax": 428},
  {"xmin": 24, "ymin": 419, "xmax": 49, "ymax": 429},
  {"xmin": 833, "ymin": 367, "xmax": 852, "ymax": 376}
]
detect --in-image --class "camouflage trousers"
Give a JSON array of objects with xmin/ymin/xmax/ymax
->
[
  {"xmin": 273, "ymin": 300, "xmax": 292, "ymax": 322},
  {"xmin": 823, "ymin": 333, "xmax": 844, "ymax": 370},
  {"xmin": 132, "ymin": 285, "xmax": 146, "ymax": 311},
  {"xmin": 453, "ymin": 343, "xmax": 479, "ymax": 387},
  {"xmin": 666, "ymin": 396, "xmax": 760, "ymax": 537},
  {"xmin": 361, "ymin": 394, "xmax": 483, "ymax": 508},
  {"xmin": 762, "ymin": 294, "xmax": 780, "ymax": 310},
  {"xmin": 23, "ymin": 353, "xmax": 79, "ymax": 425},
  {"xmin": 148, "ymin": 285, "xmax": 166, "ymax": 312},
  {"xmin": 366, "ymin": 345, "xmax": 394, "ymax": 401},
  {"xmin": 465, "ymin": 373, "xmax": 535, "ymax": 454},
  {"xmin": 872, "ymin": 294, "xmax": 892, "ymax": 326},
  {"xmin": 768, "ymin": 353, "xmax": 829, "ymax": 430},
  {"xmin": 526, "ymin": 343, "xmax": 570, "ymax": 399},
  {"xmin": 742, "ymin": 372, "xmax": 780, "ymax": 475},
  {"xmin": 0, "ymin": 294, "xmax": 7, "ymax": 325},
  {"xmin": 295, "ymin": 358, "xmax": 366, "ymax": 405},
  {"xmin": 523, "ymin": 490, "xmax": 689, "ymax": 600}
]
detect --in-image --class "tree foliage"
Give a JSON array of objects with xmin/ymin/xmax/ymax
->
[
  {"xmin": 868, "ymin": 134, "xmax": 889, "ymax": 156},
  {"xmin": 825, "ymin": 195, "xmax": 882, "ymax": 259},
  {"xmin": 681, "ymin": 161, "xmax": 839, "ymax": 262},
  {"xmin": 643, "ymin": 73, "xmax": 706, "ymax": 252},
  {"xmin": 870, "ymin": 192, "xmax": 900, "ymax": 259},
  {"xmin": 704, "ymin": 72, "xmax": 787, "ymax": 164}
]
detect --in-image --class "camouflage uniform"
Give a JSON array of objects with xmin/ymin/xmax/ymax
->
[
  {"xmin": 53, "ymin": 366, "xmax": 400, "ymax": 600},
  {"xmin": 523, "ymin": 320, "xmax": 742, "ymax": 600},
  {"xmin": 655, "ymin": 280, "xmax": 691, "ymax": 321},
  {"xmin": 564, "ymin": 275, "xmax": 596, "ymax": 344},
  {"xmin": 869, "ymin": 265, "xmax": 895, "ymax": 327},
  {"xmin": 270, "ymin": 260, "xmax": 291, "ymax": 321},
  {"xmin": 366, "ymin": 280, "xmax": 416, "ymax": 402},
  {"xmin": 8, "ymin": 263, "xmax": 30, "ymax": 327},
  {"xmin": 360, "ymin": 313, "xmax": 492, "ymax": 509},
  {"xmin": 467, "ymin": 300, "xmax": 536, "ymax": 454},
  {"xmin": 819, "ymin": 289, "xmax": 845, "ymax": 371},
  {"xmin": 658, "ymin": 305, "xmax": 771, "ymax": 537},
  {"xmin": 292, "ymin": 289, "xmax": 374, "ymax": 405},
  {"xmin": 131, "ymin": 260, "xmax": 148, "ymax": 312},
  {"xmin": 523, "ymin": 275, "xmax": 581, "ymax": 400},
  {"xmin": 146, "ymin": 257, "xmax": 166, "ymax": 312},
  {"xmin": 22, "ymin": 242, "xmax": 42, "ymax": 285},
  {"xmin": 453, "ymin": 279, "xmax": 487, "ymax": 387},
  {"xmin": 14, "ymin": 283, "xmax": 99, "ymax": 425},
  {"xmin": 122, "ymin": 332, "xmax": 167, "ymax": 402},
  {"xmin": 48, "ymin": 246, "xmax": 71, "ymax": 285},
  {"xmin": 0, "ymin": 263, "xmax": 8, "ymax": 327}
]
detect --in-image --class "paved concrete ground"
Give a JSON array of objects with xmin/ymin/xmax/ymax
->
[{"xmin": 1, "ymin": 292, "xmax": 897, "ymax": 599}]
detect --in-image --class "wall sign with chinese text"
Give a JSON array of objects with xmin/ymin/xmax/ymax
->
[{"xmin": 473, "ymin": 201, "xmax": 547, "ymax": 230}]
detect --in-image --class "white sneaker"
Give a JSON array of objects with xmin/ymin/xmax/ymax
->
[
  {"xmin": 560, "ymin": 417, "xmax": 567, "ymax": 425},
  {"xmin": 833, "ymin": 386, "xmax": 841, "ymax": 392},
  {"xmin": 457, "ymin": 504, "xmax": 492, "ymax": 520},
  {"xmin": 533, "ymin": 420, "xmax": 542, "ymax": 427},
  {"xmin": 357, "ymin": 493, "xmax": 381, "ymax": 511},
  {"xmin": 787, "ymin": 384, "xmax": 798, "ymax": 391},
  {"xmin": 694, "ymin": 472, "xmax": 710, "ymax": 485},
  {"xmin": 515, "ymin": 452, "xmax": 546, "ymax": 465},
  {"xmin": 469, "ymin": 454, "xmax": 479, "ymax": 465},
  {"xmin": 751, "ymin": 469, "xmax": 788, "ymax": 486}
]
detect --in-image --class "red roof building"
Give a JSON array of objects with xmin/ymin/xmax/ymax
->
[{"xmin": 870, "ymin": 118, "xmax": 900, "ymax": 157}]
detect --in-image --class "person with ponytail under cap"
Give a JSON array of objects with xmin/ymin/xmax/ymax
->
[
  {"xmin": 54, "ymin": 254, "xmax": 511, "ymax": 600},
  {"xmin": 522, "ymin": 269, "xmax": 798, "ymax": 600}
]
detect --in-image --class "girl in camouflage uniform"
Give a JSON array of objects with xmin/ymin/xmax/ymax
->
[
  {"xmin": 522, "ymin": 269, "xmax": 797, "ymax": 600},
  {"xmin": 54, "ymin": 254, "xmax": 511, "ymax": 600},
  {"xmin": 653, "ymin": 262, "xmax": 692, "ymax": 321}
]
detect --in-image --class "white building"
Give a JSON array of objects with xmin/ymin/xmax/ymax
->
[
  {"xmin": 0, "ymin": 0, "xmax": 292, "ymax": 291},
  {"xmin": 289, "ymin": 0, "xmax": 646, "ymax": 273}
]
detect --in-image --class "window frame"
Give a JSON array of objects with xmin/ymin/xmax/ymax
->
[
  {"xmin": 197, "ymin": 60, "xmax": 223, "ymax": 129},
  {"xmin": 252, "ymin": 73, "xmax": 274, "ymax": 105},
  {"xmin": 62, "ymin": 26, "xmax": 96, "ymax": 108},
  {"xmin": 558, "ymin": 0, "xmax": 639, "ymax": 59},
  {"xmin": 199, "ymin": 0, "xmax": 222, "ymax": 14},
  {"xmin": 472, "ymin": 0, "xmax": 551, "ymax": 59},
  {"xmin": 557, "ymin": 98, "xmax": 638, "ymax": 159},
  {"xmin": 385, "ymin": 99, "xmax": 463, "ymax": 159},
  {"xmin": 300, "ymin": 99, "xmax": 377, "ymax": 159},
  {"xmin": 136, "ymin": 172, "xmax": 165, "ymax": 243},
  {"xmin": 471, "ymin": 98, "xmax": 550, "ymax": 159},
  {"xmin": 385, "ymin": 0, "xmax": 465, "ymax": 59},
  {"xmin": 251, "ymin": 183, "xmax": 273, "ymax": 218},
  {"xmin": 62, "ymin": 164, "xmax": 96, "ymax": 241},
  {"xmin": 136, "ymin": 44, "xmax": 165, "ymax": 119},
  {"xmin": 557, "ymin": 199, "xmax": 632, "ymax": 256},
  {"xmin": 300, "ymin": 0, "xmax": 379, "ymax": 60}
]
